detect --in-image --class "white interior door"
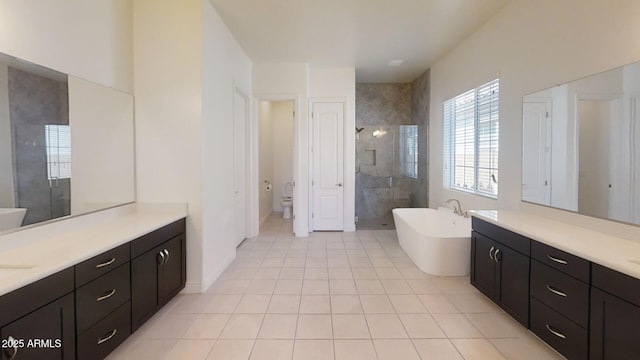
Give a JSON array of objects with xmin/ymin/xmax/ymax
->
[
  {"xmin": 312, "ymin": 102, "xmax": 344, "ymax": 231},
  {"xmin": 522, "ymin": 100, "xmax": 551, "ymax": 204},
  {"xmin": 233, "ymin": 88, "xmax": 248, "ymax": 246}
]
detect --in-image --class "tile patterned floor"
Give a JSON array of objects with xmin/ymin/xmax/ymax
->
[{"xmin": 108, "ymin": 213, "xmax": 565, "ymax": 360}]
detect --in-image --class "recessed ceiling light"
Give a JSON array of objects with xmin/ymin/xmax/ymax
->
[{"xmin": 387, "ymin": 60, "xmax": 404, "ymax": 67}]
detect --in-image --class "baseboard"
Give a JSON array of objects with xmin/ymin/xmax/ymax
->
[
  {"xmin": 182, "ymin": 281, "xmax": 202, "ymax": 294},
  {"xmin": 259, "ymin": 210, "xmax": 273, "ymax": 226}
]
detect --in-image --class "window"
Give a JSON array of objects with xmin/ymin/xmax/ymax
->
[
  {"xmin": 399, "ymin": 125, "xmax": 418, "ymax": 179},
  {"xmin": 45, "ymin": 125, "xmax": 71, "ymax": 180},
  {"xmin": 443, "ymin": 79, "xmax": 499, "ymax": 197}
]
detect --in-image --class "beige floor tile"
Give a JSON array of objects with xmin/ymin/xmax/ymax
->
[
  {"xmin": 331, "ymin": 295, "xmax": 363, "ymax": 313},
  {"xmin": 349, "ymin": 257, "xmax": 373, "ymax": 267},
  {"xmin": 366, "ymin": 314, "xmax": 408, "ymax": 339},
  {"xmin": 139, "ymin": 314, "xmax": 198, "ymax": 339},
  {"xmin": 380, "ymin": 279, "xmax": 413, "ymax": 294},
  {"xmin": 296, "ymin": 315, "xmax": 333, "ymax": 339},
  {"xmin": 305, "ymin": 267, "xmax": 329, "ymax": 279},
  {"xmin": 355, "ymin": 279, "xmax": 385, "ymax": 294},
  {"xmin": 432, "ymin": 313, "xmax": 484, "ymax": 338},
  {"xmin": 234, "ymin": 295, "xmax": 272, "ymax": 313},
  {"xmin": 327, "ymin": 249, "xmax": 347, "ymax": 258},
  {"xmin": 406, "ymin": 279, "xmax": 440, "ymax": 294},
  {"xmin": 399, "ymin": 267, "xmax": 432, "ymax": 280},
  {"xmin": 245, "ymin": 279, "xmax": 277, "ymax": 294},
  {"xmin": 267, "ymin": 250, "xmax": 288, "ymax": 258},
  {"xmin": 286, "ymin": 253, "xmax": 308, "ymax": 262},
  {"xmin": 107, "ymin": 339, "xmax": 177, "ymax": 360},
  {"xmin": 250, "ymin": 339, "xmax": 294, "ymax": 360},
  {"xmin": 490, "ymin": 337, "xmax": 565, "ymax": 360},
  {"xmin": 370, "ymin": 257, "xmax": 394, "ymax": 267},
  {"xmin": 280, "ymin": 267, "xmax": 305, "ymax": 279},
  {"xmin": 253, "ymin": 267, "xmax": 282, "ymax": 280},
  {"xmin": 261, "ymin": 257, "xmax": 285, "ymax": 267},
  {"xmin": 334, "ymin": 340, "xmax": 377, "ymax": 360},
  {"xmin": 206, "ymin": 340, "xmax": 255, "ymax": 360},
  {"xmin": 388, "ymin": 295, "xmax": 428, "ymax": 313},
  {"xmin": 219, "ymin": 314, "xmax": 264, "ymax": 339},
  {"xmin": 210, "ymin": 279, "xmax": 251, "ymax": 294},
  {"xmin": 373, "ymin": 339, "xmax": 420, "ymax": 360},
  {"xmin": 451, "ymin": 338, "xmax": 507, "ymax": 360},
  {"xmin": 359, "ymin": 295, "xmax": 395, "ymax": 313},
  {"xmin": 417, "ymin": 294, "xmax": 459, "ymax": 313},
  {"xmin": 183, "ymin": 314, "xmax": 231, "ymax": 339},
  {"xmin": 274, "ymin": 279, "xmax": 303, "ymax": 294},
  {"xmin": 365, "ymin": 248, "xmax": 388, "ymax": 257},
  {"xmin": 204, "ymin": 295, "xmax": 242, "ymax": 313},
  {"xmin": 267, "ymin": 295, "xmax": 301, "ymax": 313},
  {"xmin": 351, "ymin": 267, "xmax": 378, "ymax": 279},
  {"xmin": 307, "ymin": 250, "xmax": 328, "ymax": 258},
  {"xmin": 390, "ymin": 257, "xmax": 415, "ymax": 268},
  {"xmin": 259, "ymin": 314, "xmax": 298, "ymax": 339},
  {"xmin": 347, "ymin": 249, "xmax": 368, "ymax": 257},
  {"xmin": 300, "ymin": 295, "xmax": 331, "ymax": 313},
  {"xmin": 412, "ymin": 339, "xmax": 464, "ymax": 360},
  {"xmin": 332, "ymin": 314, "xmax": 370, "ymax": 339},
  {"xmin": 374, "ymin": 267, "xmax": 403, "ymax": 279},
  {"xmin": 302, "ymin": 280, "xmax": 330, "ymax": 294},
  {"xmin": 306, "ymin": 258, "xmax": 329, "ymax": 267},
  {"xmin": 172, "ymin": 294, "xmax": 216, "ymax": 314},
  {"xmin": 466, "ymin": 312, "xmax": 529, "ymax": 338},
  {"xmin": 447, "ymin": 291, "xmax": 501, "ymax": 313},
  {"xmin": 293, "ymin": 340, "xmax": 335, "ymax": 360},
  {"xmin": 328, "ymin": 267, "xmax": 353, "ymax": 279},
  {"xmin": 432, "ymin": 277, "xmax": 475, "ymax": 294},
  {"xmin": 225, "ymin": 268, "xmax": 259, "ymax": 280},
  {"xmin": 398, "ymin": 314, "xmax": 446, "ymax": 338},
  {"xmin": 165, "ymin": 339, "xmax": 215, "ymax": 360},
  {"xmin": 329, "ymin": 279, "xmax": 358, "ymax": 294},
  {"xmin": 328, "ymin": 258, "xmax": 351, "ymax": 267}
]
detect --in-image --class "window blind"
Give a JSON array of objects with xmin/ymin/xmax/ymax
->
[
  {"xmin": 443, "ymin": 79, "xmax": 499, "ymax": 197},
  {"xmin": 45, "ymin": 124, "xmax": 72, "ymax": 180}
]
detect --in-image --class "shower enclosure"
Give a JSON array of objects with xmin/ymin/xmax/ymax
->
[{"xmin": 355, "ymin": 125, "xmax": 418, "ymax": 229}]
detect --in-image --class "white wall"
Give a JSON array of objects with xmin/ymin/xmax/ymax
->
[
  {"xmin": 253, "ymin": 62, "xmax": 309, "ymax": 236},
  {"xmin": 201, "ymin": 0, "xmax": 253, "ymax": 291},
  {"xmin": 430, "ymin": 0, "xmax": 640, "ymax": 239},
  {"xmin": 259, "ymin": 101, "xmax": 274, "ymax": 222},
  {"xmin": 133, "ymin": 0, "xmax": 204, "ymax": 292},
  {"xmin": 309, "ymin": 68, "xmax": 356, "ymax": 232},
  {"xmin": 271, "ymin": 101, "xmax": 295, "ymax": 212},
  {"xmin": 0, "ymin": 0, "xmax": 133, "ymax": 92},
  {"xmin": 0, "ymin": 63, "xmax": 13, "ymax": 207}
]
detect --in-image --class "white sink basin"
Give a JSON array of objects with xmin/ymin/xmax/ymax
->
[{"xmin": 0, "ymin": 208, "xmax": 27, "ymax": 231}]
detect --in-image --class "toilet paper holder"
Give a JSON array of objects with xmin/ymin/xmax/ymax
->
[{"xmin": 264, "ymin": 180, "xmax": 272, "ymax": 191}]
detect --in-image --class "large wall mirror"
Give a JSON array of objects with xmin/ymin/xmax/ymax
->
[
  {"xmin": 0, "ymin": 52, "xmax": 134, "ymax": 234},
  {"xmin": 522, "ymin": 61, "xmax": 640, "ymax": 226}
]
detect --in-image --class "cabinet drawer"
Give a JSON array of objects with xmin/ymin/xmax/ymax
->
[
  {"xmin": 131, "ymin": 219, "xmax": 185, "ymax": 258},
  {"xmin": 77, "ymin": 301, "xmax": 131, "ymax": 360},
  {"xmin": 531, "ymin": 241, "xmax": 590, "ymax": 282},
  {"xmin": 530, "ymin": 260, "xmax": 589, "ymax": 328},
  {"xmin": 76, "ymin": 263, "xmax": 130, "ymax": 334},
  {"xmin": 75, "ymin": 243, "xmax": 130, "ymax": 287},
  {"xmin": 530, "ymin": 297, "xmax": 587, "ymax": 360},
  {"xmin": 472, "ymin": 217, "xmax": 530, "ymax": 256},
  {"xmin": 592, "ymin": 263, "xmax": 640, "ymax": 306}
]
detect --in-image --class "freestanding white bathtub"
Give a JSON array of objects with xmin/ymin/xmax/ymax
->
[{"xmin": 393, "ymin": 207, "xmax": 472, "ymax": 276}]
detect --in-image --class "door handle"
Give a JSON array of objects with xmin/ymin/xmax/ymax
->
[{"xmin": 336, "ymin": 183, "xmax": 343, "ymax": 187}]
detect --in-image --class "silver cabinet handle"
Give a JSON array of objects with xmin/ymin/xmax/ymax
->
[
  {"xmin": 545, "ymin": 324, "xmax": 566, "ymax": 339},
  {"xmin": 494, "ymin": 248, "xmax": 501, "ymax": 263},
  {"xmin": 163, "ymin": 249, "xmax": 170, "ymax": 263},
  {"xmin": 158, "ymin": 251, "xmax": 166, "ymax": 265},
  {"xmin": 489, "ymin": 246, "xmax": 495, "ymax": 261},
  {"xmin": 97, "ymin": 329, "xmax": 117, "ymax": 345},
  {"xmin": 95, "ymin": 257, "xmax": 116, "ymax": 269},
  {"xmin": 97, "ymin": 289, "xmax": 117, "ymax": 302},
  {"xmin": 6, "ymin": 336, "xmax": 18, "ymax": 360},
  {"xmin": 547, "ymin": 254, "xmax": 568, "ymax": 265},
  {"xmin": 546, "ymin": 285, "xmax": 567, "ymax": 297}
]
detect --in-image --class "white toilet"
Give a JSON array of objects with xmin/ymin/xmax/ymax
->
[{"xmin": 281, "ymin": 182, "xmax": 293, "ymax": 219}]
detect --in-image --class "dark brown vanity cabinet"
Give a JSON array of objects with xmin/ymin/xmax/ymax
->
[
  {"xmin": 590, "ymin": 264, "xmax": 640, "ymax": 360},
  {"xmin": 0, "ymin": 269, "xmax": 75, "ymax": 360},
  {"xmin": 131, "ymin": 219, "xmax": 186, "ymax": 332},
  {"xmin": 471, "ymin": 218, "xmax": 530, "ymax": 327}
]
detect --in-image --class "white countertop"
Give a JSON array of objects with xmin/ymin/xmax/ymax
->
[
  {"xmin": 471, "ymin": 210, "xmax": 640, "ymax": 280},
  {"xmin": 0, "ymin": 203, "xmax": 187, "ymax": 296}
]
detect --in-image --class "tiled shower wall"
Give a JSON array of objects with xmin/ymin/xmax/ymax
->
[{"xmin": 355, "ymin": 70, "xmax": 430, "ymax": 220}]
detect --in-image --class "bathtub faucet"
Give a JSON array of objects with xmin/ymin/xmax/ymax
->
[{"xmin": 446, "ymin": 199, "xmax": 468, "ymax": 218}]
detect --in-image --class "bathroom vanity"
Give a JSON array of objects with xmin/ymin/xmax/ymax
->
[
  {"xmin": 0, "ymin": 205, "xmax": 186, "ymax": 360},
  {"xmin": 471, "ymin": 210, "xmax": 640, "ymax": 360}
]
